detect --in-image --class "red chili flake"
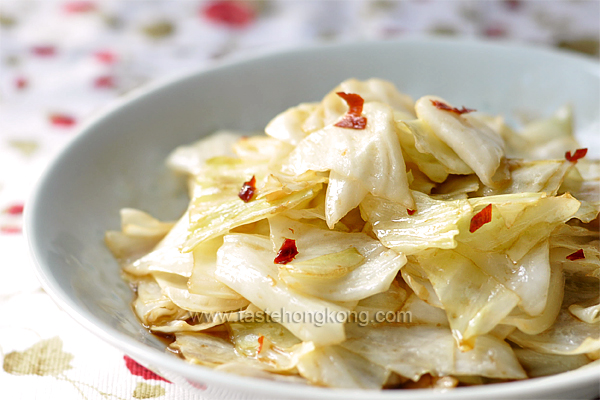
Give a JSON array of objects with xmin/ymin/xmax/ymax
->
[
  {"xmin": 4, "ymin": 203, "xmax": 24, "ymax": 215},
  {"xmin": 49, "ymin": 113, "xmax": 76, "ymax": 127},
  {"xmin": 31, "ymin": 46, "xmax": 56, "ymax": 57},
  {"xmin": 469, "ymin": 204, "xmax": 493, "ymax": 233},
  {"xmin": 274, "ymin": 238, "xmax": 298, "ymax": 265},
  {"xmin": 238, "ymin": 175, "xmax": 256, "ymax": 202},
  {"xmin": 566, "ymin": 249, "xmax": 585, "ymax": 261},
  {"xmin": 257, "ymin": 336, "xmax": 264, "ymax": 353},
  {"xmin": 1, "ymin": 226, "xmax": 21, "ymax": 234},
  {"xmin": 565, "ymin": 148, "xmax": 587, "ymax": 163},
  {"xmin": 63, "ymin": 1, "xmax": 96, "ymax": 13},
  {"xmin": 15, "ymin": 77, "xmax": 28, "ymax": 90},
  {"xmin": 94, "ymin": 75, "xmax": 115, "ymax": 88},
  {"xmin": 431, "ymin": 100, "xmax": 475, "ymax": 115},
  {"xmin": 202, "ymin": 1, "xmax": 255, "ymax": 29},
  {"xmin": 334, "ymin": 92, "xmax": 368, "ymax": 130},
  {"xmin": 94, "ymin": 50, "xmax": 117, "ymax": 64},
  {"xmin": 123, "ymin": 356, "xmax": 171, "ymax": 382},
  {"xmin": 407, "ymin": 209, "xmax": 416, "ymax": 215}
]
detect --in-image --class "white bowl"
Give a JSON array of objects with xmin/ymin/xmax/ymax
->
[{"xmin": 26, "ymin": 38, "xmax": 600, "ymax": 399}]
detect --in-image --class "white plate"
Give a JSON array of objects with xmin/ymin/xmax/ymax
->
[{"xmin": 26, "ymin": 38, "xmax": 600, "ymax": 400}]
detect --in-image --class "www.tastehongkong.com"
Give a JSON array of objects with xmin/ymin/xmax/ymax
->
[{"xmin": 190, "ymin": 308, "xmax": 412, "ymax": 327}]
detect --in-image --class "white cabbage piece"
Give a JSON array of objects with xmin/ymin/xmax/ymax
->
[
  {"xmin": 431, "ymin": 174, "xmax": 479, "ymax": 200},
  {"xmin": 559, "ymin": 160, "xmax": 600, "ymax": 223},
  {"xmin": 400, "ymin": 293, "xmax": 448, "ymax": 326},
  {"xmin": 188, "ymin": 236, "xmax": 244, "ymax": 300},
  {"xmin": 484, "ymin": 159, "xmax": 573, "ymax": 196},
  {"xmin": 455, "ymin": 240, "xmax": 551, "ymax": 317},
  {"xmin": 119, "ymin": 208, "xmax": 175, "ymax": 236},
  {"xmin": 506, "ymin": 105, "xmax": 579, "ymax": 160},
  {"xmin": 414, "ymin": 95, "xmax": 506, "ymax": 187},
  {"xmin": 284, "ymin": 101, "xmax": 415, "ymax": 226},
  {"xmin": 150, "ymin": 307, "xmax": 256, "ymax": 333},
  {"xmin": 395, "ymin": 123, "xmax": 452, "ymax": 183},
  {"xmin": 214, "ymin": 234, "xmax": 349, "ymax": 346},
  {"xmin": 501, "ymin": 257, "xmax": 564, "ymax": 335},
  {"xmin": 508, "ymin": 273, "xmax": 600, "ymax": 355},
  {"xmin": 416, "ymin": 248, "xmax": 520, "ymax": 349},
  {"xmin": 171, "ymin": 333, "xmax": 239, "ymax": 367},
  {"xmin": 183, "ymin": 156, "xmax": 323, "ymax": 251},
  {"xmin": 105, "ymin": 208, "xmax": 174, "ymax": 264},
  {"xmin": 131, "ymin": 277, "xmax": 188, "ymax": 326},
  {"xmin": 123, "ymin": 211, "xmax": 193, "ymax": 277},
  {"xmin": 569, "ymin": 300, "xmax": 600, "ymax": 324},
  {"xmin": 227, "ymin": 321, "xmax": 315, "ymax": 371},
  {"xmin": 324, "ymin": 171, "xmax": 368, "ymax": 227},
  {"xmin": 550, "ymin": 224, "xmax": 599, "ymax": 278},
  {"xmin": 354, "ymin": 281, "xmax": 408, "ymax": 324},
  {"xmin": 232, "ymin": 135, "xmax": 294, "ymax": 165},
  {"xmin": 406, "ymin": 167, "xmax": 437, "ymax": 194},
  {"xmin": 228, "ymin": 321, "xmax": 301, "ymax": 354},
  {"xmin": 269, "ymin": 216, "xmax": 406, "ymax": 302},
  {"xmin": 302, "ymin": 78, "xmax": 415, "ymax": 133},
  {"xmin": 342, "ymin": 324, "xmax": 526, "ymax": 381},
  {"xmin": 399, "ymin": 118, "xmax": 473, "ymax": 177},
  {"xmin": 296, "ymin": 346, "xmax": 390, "ymax": 389},
  {"xmin": 154, "ymin": 272, "xmax": 249, "ymax": 313},
  {"xmin": 265, "ymin": 102, "xmax": 319, "ymax": 146},
  {"xmin": 458, "ymin": 193, "xmax": 580, "ymax": 262},
  {"xmin": 400, "ymin": 259, "xmax": 443, "ymax": 308},
  {"xmin": 360, "ymin": 191, "xmax": 473, "ymax": 255},
  {"xmin": 513, "ymin": 348, "xmax": 591, "ymax": 378},
  {"xmin": 166, "ymin": 130, "xmax": 241, "ymax": 175}
]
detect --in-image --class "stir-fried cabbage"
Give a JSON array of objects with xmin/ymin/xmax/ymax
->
[{"xmin": 107, "ymin": 78, "xmax": 599, "ymax": 389}]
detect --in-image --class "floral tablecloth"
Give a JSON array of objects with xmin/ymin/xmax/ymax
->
[{"xmin": 0, "ymin": 1, "xmax": 598, "ymax": 399}]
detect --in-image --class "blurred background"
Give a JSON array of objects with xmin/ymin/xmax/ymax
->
[
  {"xmin": 0, "ymin": 1, "xmax": 598, "ymax": 399},
  {"xmin": 0, "ymin": 0, "xmax": 599, "ymax": 226}
]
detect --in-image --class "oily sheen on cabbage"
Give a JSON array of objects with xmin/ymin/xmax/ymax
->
[{"xmin": 107, "ymin": 78, "xmax": 599, "ymax": 390}]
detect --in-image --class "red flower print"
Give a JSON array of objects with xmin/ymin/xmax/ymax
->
[
  {"xmin": 4, "ymin": 203, "xmax": 24, "ymax": 215},
  {"xmin": 94, "ymin": 75, "xmax": 115, "ymax": 88},
  {"xmin": 94, "ymin": 50, "xmax": 117, "ymax": 64},
  {"xmin": 124, "ymin": 355, "xmax": 171, "ymax": 383},
  {"xmin": 1, "ymin": 226, "xmax": 22, "ymax": 234},
  {"xmin": 186, "ymin": 379, "xmax": 207, "ymax": 390},
  {"xmin": 15, "ymin": 77, "xmax": 28, "ymax": 90},
  {"xmin": 49, "ymin": 113, "xmax": 76, "ymax": 127},
  {"xmin": 63, "ymin": 1, "xmax": 96, "ymax": 13},
  {"xmin": 31, "ymin": 46, "xmax": 56, "ymax": 57},
  {"xmin": 202, "ymin": 1, "xmax": 255, "ymax": 29},
  {"xmin": 484, "ymin": 25, "xmax": 507, "ymax": 37}
]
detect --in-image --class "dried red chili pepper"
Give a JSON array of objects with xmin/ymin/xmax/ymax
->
[
  {"xmin": 431, "ymin": 100, "xmax": 475, "ymax": 115},
  {"xmin": 238, "ymin": 175, "xmax": 256, "ymax": 202},
  {"xmin": 257, "ymin": 336, "xmax": 264, "ymax": 353},
  {"xmin": 274, "ymin": 238, "xmax": 298, "ymax": 264},
  {"xmin": 407, "ymin": 209, "xmax": 416, "ymax": 215},
  {"xmin": 565, "ymin": 148, "xmax": 587, "ymax": 163},
  {"xmin": 566, "ymin": 249, "xmax": 585, "ymax": 261},
  {"xmin": 469, "ymin": 204, "xmax": 492, "ymax": 233},
  {"xmin": 335, "ymin": 92, "xmax": 367, "ymax": 130}
]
